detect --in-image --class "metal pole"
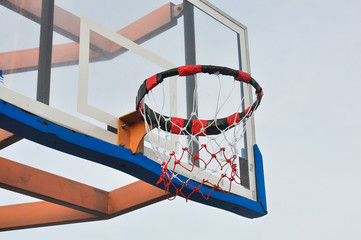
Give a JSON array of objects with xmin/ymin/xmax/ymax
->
[
  {"xmin": 37, "ymin": 0, "xmax": 54, "ymax": 104},
  {"xmin": 237, "ymin": 34, "xmax": 248, "ymax": 160},
  {"xmin": 183, "ymin": 1, "xmax": 199, "ymax": 166},
  {"xmin": 237, "ymin": 34, "xmax": 250, "ymax": 189}
]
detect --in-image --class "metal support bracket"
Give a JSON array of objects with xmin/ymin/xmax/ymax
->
[{"xmin": 117, "ymin": 111, "xmax": 146, "ymax": 154}]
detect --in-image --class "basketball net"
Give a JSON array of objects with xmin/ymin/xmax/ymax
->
[{"xmin": 137, "ymin": 65, "xmax": 262, "ymax": 201}]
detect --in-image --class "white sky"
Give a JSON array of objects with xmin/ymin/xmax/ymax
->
[{"xmin": 1, "ymin": 0, "xmax": 361, "ymax": 239}]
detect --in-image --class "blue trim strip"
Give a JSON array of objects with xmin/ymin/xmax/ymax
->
[
  {"xmin": 254, "ymin": 144, "xmax": 267, "ymax": 213},
  {"xmin": 0, "ymin": 99, "xmax": 267, "ymax": 218}
]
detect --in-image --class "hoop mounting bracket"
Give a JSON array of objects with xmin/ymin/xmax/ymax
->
[{"xmin": 117, "ymin": 111, "xmax": 146, "ymax": 154}]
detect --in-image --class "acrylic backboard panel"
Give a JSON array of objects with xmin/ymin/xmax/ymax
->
[{"xmin": 0, "ymin": 0, "xmax": 266, "ymax": 217}]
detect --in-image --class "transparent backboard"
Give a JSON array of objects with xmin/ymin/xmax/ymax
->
[{"xmin": 0, "ymin": 0, "xmax": 259, "ymax": 203}]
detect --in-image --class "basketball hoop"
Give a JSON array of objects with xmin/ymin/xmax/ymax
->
[{"xmin": 136, "ymin": 65, "xmax": 263, "ymax": 201}]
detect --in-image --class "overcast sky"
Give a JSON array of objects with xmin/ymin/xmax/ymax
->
[{"xmin": 1, "ymin": 0, "xmax": 361, "ymax": 239}]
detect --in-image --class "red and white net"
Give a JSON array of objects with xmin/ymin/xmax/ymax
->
[{"xmin": 140, "ymin": 72, "xmax": 256, "ymax": 201}]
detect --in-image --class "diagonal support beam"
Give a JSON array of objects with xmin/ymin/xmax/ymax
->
[
  {"xmin": 1, "ymin": 0, "xmax": 114, "ymax": 53},
  {"xmin": 108, "ymin": 180, "xmax": 168, "ymax": 217},
  {"xmin": 0, "ymin": 157, "xmax": 109, "ymax": 216},
  {"xmin": 0, "ymin": 157, "xmax": 169, "ymax": 231},
  {"xmin": 0, "ymin": 129, "xmax": 22, "ymax": 149},
  {"xmin": 0, "ymin": 201, "xmax": 99, "ymax": 232},
  {"xmin": 0, "ymin": 43, "xmax": 101, "ymax": 74},
  {"xmin": 0, "ymin": 1, "xmax": 183, "ymax": 74}
]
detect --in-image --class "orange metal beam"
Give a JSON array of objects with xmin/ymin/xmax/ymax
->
[
  {"xmin": 0, "ymin": 0, "xmax": 43, "ymax": 24},
  {"xmin": 0, "ymin": 43, "xmax": 101, "ymax": 73},
  {"xmin": 1, "ymin": 0, "xmax": 114, "ymax": 54},
  {"xmin": 0, "ymin": 181, "xmax": 168, "ymax": 231},
  {"xmin": 109, "ymin": 2, "xmax": 183, "ymax": 53},
  {"xmin": 0, "ymin": 129, "xmax": 22, "ymax": 150},
  {"xmin": 0, "ymin": 157, "xmax": 168, "ymax": 231},
  {"xmin": 0, "ymin": 157, "xmax": 109, "ymax": 216},
  {"xmin": 108, "ymin": 180, "xmax": 168, "ymax": 217},
  {"xmin": 0, "ymin": 1, "xmax": 183, "ymax": 74},
  {"xmin": 0, "ymin": 201, "xmax": 99, "ymax": 231},
  {"xmin": 2, "ymin": 0, "xmax": 183, "ymax": 50}
]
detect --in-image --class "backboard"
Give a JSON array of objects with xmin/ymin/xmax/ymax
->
[{"xmin": 0, "ymin": 0, "xmax": 266, "ymax": 218}]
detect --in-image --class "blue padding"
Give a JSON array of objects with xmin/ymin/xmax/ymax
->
[
  {"xmin": 0, "ymin": 99, "xmax": 267, "ymax": 218},
  {"xmin": 254, "ymin": 144, "xmax": 267, "ymax": 213}
]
